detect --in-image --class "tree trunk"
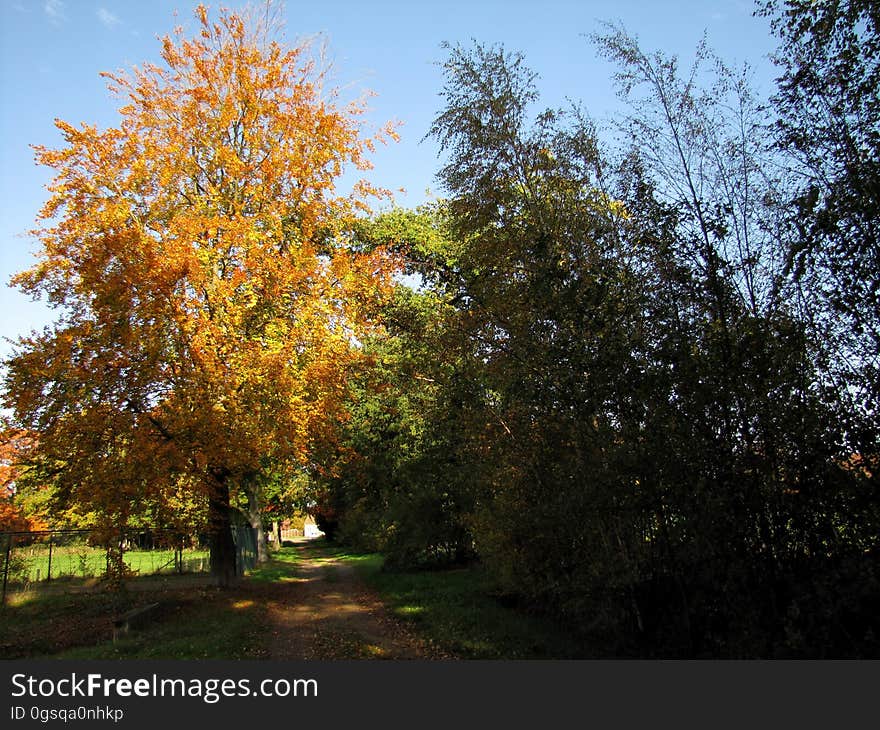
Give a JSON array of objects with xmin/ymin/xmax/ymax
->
[
  {"xmin": 244, "ymin": 484, "xmax": 269, "ymax": 564},
  {"xmin": 208, "ymin": 479, "xmax": 237, "ymax": 587}
]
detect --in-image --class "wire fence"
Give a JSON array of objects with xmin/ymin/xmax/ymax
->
[{"xmin": 0, "ymin": 526, "xmax": 257, "ymax": 603}]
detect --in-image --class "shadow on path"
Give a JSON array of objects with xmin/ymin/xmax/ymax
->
[{"xmin": 257, "ymin": 539, "xmax": 440, "ymax": 660}]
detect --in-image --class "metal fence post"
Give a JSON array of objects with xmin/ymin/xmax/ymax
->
[
  {"xmin": 47, "ymin": 538, "xmax": 53, "ymax": 582},
  {"xmin": 2, "ymin": 534, "xmax": 12, "ymax": 606}
]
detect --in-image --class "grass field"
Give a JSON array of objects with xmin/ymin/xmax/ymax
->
[
  {"xmin": 5, "ymin": 544, "xmax": 210, "ymax": 584},
  {"xmin": 0, "ymin": 551, "xmax": 298, "ymax": 660},
  {"xmin": 0, "ymin": 583, "xmax": 269, "ymax": 660}
]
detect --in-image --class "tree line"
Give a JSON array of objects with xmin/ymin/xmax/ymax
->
[
  {"xmin": 2, "ymin": 1, "xmax": 878, "ymax": 656},
  {"xmin": 312, "ymin": 1, "xmax": 880, "ymax": 657}
]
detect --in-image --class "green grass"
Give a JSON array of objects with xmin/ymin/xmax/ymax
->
[
  {"xmin": 1, "ymin": 541, "xmax": 595, "ymax": 660},
  {"xmin": 50, "ymin": 592, "xmax": 267, "ymax": 659},
  {"xmin": 0, "ymin": 548, "xmax": 306, "ymax": 659},
  {"xmin": 37, "ymin": 552, "xmax": 307, "ymax": 659},
  {"xmin": 1, "ymin": 591, "xmax": 128, "ymax": 658},
  {"xmin": 246, "ymin": 546, "xmax": 300, "ymax": 582},
  {"xmin": 7, "ymin": 545, "xmax": 210, "ymax": 584},
  {"xmin": 1, "ymin": 580, "xmax": 270, "ymax": 660},
  {"xmin": 333, "ymin": 547, "xmax": 591, "ymax": 659}
]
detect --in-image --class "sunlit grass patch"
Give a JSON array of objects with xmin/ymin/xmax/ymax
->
[
  {"xmin": 362, "ymin": 644, "xmax": 386, "ymax": 658},
  {"xmin": 246, "ymin": 547, "xmax": 301, "ymax": 583},
  {"xmin": 396, "ymin": 605, "xmax": 425, "ymax": 618},
  {"xmin": 45, "ymin": 591, "xmax": 268, "ymax": 660},
  {"xmin": 0, "ymin": 575, "xmax": 271, "ymax": 660},
  {"xmin": 335, "ymin": 550, "xmax": 592, "ymax": 659}
]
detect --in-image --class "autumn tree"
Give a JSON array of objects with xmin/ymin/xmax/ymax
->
[
  {"xmin": 2, "ymin": 4, "xmax": 398, "ymax": 584},
  {"xmin": 0, "ymin": 429, "xmax": 47, "ymax": 533}
]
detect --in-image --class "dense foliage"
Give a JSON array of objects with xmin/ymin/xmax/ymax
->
[
  {"xmin": 3, "ymin": 1, "xmax": 877, "ymax": 655},
  {"xmin": 322, "ymin": 4, "xmax": 879, "ymax": 657}
]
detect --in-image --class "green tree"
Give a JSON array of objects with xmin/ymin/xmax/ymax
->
[
  {"xmin": 759, "ymin": 0, "xmax": 880, "ymax": 441},
  {"xmin": 422, "ymin": 35, "xmax": 879, "ymax": 656},
  {"xmin": 428, "ymin": 43, "xmax": 653, "ymax": 645},
  {"xmin": 314, "ymin": 207, "xmax": 479, "ymax": 567},
  {"xmin": 594, "ymin": 25, "xmax": 879, "ymax": 656}
]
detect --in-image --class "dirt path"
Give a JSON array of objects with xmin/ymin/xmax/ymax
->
[
  {"xmin": 0, "ymin": 539, "xmax": 447, "ymax": 660},
  {"xmin": 260, "ymin": 539, "xmax": 441, "ymax": 660}
]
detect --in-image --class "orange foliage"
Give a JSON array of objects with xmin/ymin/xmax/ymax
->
[
  {"xmin": 0, "ymin": 501, "xmax": 36, "ymax": 534},
  {"xmin": 0, "ymin": 430, "xmax": 47, "ymax": 532},
  {"xmin": 3, "ymin": 5, "xmax": 400, "ymax": 529}
]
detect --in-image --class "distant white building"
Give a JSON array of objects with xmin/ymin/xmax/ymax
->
[{"xmin": 303, "ymin": 516, "xmax": 324, "ymax": 539}]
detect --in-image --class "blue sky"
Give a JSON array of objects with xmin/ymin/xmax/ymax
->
[{"xmin": 0, "ymin": 0, "xmax": 778, "ymax": 361}]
